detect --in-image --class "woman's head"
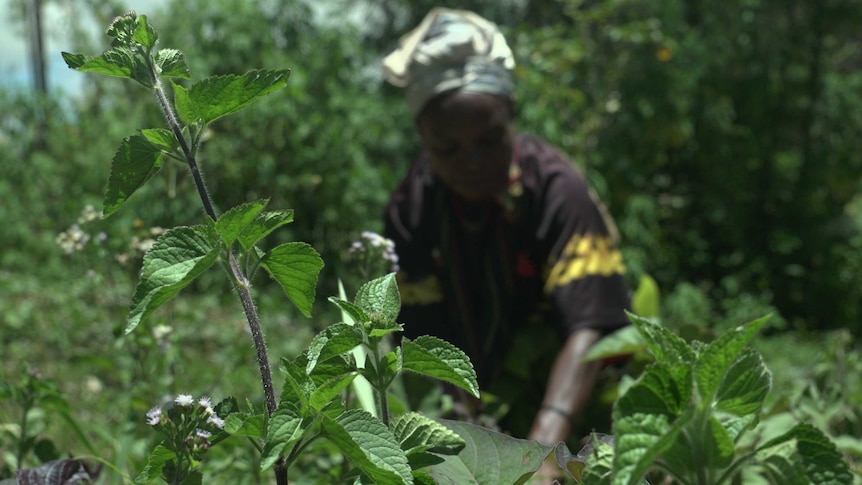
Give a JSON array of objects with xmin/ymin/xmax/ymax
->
[{"xmin": 383, "ymin": 8, "xmax": 517, "ymax": 200}]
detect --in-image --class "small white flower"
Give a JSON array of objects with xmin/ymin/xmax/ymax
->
[
  {"xmin": 198, "ymin": 396, "xmax": 214, "ymax": 415},
  {"xmin": 207, "ymin": 415, "xmax": 225, "ymax": 429},
  {"xmin": 146, "ymin": 406, "xmax": 162, "ymax": 426},
  {"xmin": 196, "ymin": 428, "xmax": 212, "ymax": 439},
  {"xmin": 174, "ymin": 394, "xmax": 194, "ymax": 407}
]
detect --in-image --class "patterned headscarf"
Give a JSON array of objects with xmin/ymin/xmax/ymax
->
[{"xmin": 382, "ymin": 8, "xmax": 516, "ymax": 117}]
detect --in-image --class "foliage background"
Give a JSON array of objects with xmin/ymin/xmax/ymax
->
[{"xmin": 1, "ymin": 0, "xmax": 861, "ymax": 482}]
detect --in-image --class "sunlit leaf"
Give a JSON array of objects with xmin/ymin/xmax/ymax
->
[
  {"xmin": 215, "ymin": 200, "xmax": 268, "ymax": 246},
  {"xmin": 126, "ymin": 226, "xmax": 218, "ymax": 333},
  {"xmin": 401, "ymin": 336, "xmax": 479, "ymax": 398},
  {"xmin": 355, "ymin": 273, "xmax": 401, "ymax": 324},
  {"xmin": 103, "ymin": 134, "xmax": 166, "ymax": 217},
  {"xmin": 261, "ymin": 242, "xmax": 323, "ymax": 317},
  {"xmin": 321, "ymin": 410, "xmax": 412, "ymax": 484}
]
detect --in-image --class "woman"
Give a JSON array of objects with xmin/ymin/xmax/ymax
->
[{"xmin": 381, "ymin": 7, "xmax": 631, "ymax": 464}]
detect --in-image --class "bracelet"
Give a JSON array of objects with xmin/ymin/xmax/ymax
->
[{"xmin": 540, "ymin": 404, "xmax": 574, "ymax": 423}]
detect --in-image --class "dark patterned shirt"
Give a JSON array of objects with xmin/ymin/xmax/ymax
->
[{"xmin": 384, "ymin": 133, "xmax": 630, "ymax": 385}]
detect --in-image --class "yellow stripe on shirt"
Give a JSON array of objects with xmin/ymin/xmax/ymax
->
[{"xmin": 544, "ymin": 234, "xmax": 625, "ymax": 293}]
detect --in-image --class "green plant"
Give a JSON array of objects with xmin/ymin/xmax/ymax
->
[
  {"xmin": 60, "ymin": 12, "xmax": 557, "ymax": 484},
  {"xmin": 568, "ymin": 314, "xmax": 853, "ymax": 484}
]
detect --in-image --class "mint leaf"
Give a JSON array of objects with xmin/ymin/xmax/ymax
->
[
  {"xmin": 391, "ymin": 412, "xmax": 465, "ymax": 456},
  {"xmin": 172, "ymin": 82, "xmax": 196, "ymax": 126},
  {"xmin": 355, "ymin": 273, "xmax": 401, "ymax": 324},
  {"xmin": 694, "ymin": 315, "xmax": 769, "ymax": 404},
  {"xmin": 103, "ymin": 134, "xmax": 165, "ymax": 217},
  {"xmin": 261, "ymin": 242, "xmax": 323, "ymax": 317},
  {"xmin": 426, "ymin": 419, "xmax": 552, "ymax": 484},
  {"xmin": 235, "ymin": 210, "xmax": 294, "ymax": 250},
  {"xmin": 155, "ymin": 48, "xmax": 190, "ymax": 79},
  {"xmin": 793, "ymin": 423, "xmax": 854, "ymax": 484},
  {"xmin": 401, "ymin": 336, "xmax": 479, "ymax": 398},
  {"xmin": 306, "ymin": 323, "xmax": 364, "ymax": 374},
  {"xmin": 260, "ymin": 404, "xmax": 304, "ymax": 471},
  {"xmin": 182, "ymin": 69, "xmax": 290, "ymax": 125},
  {"xmin": 224, "ymin": 413, "xmax": 265, "ymax": 438},
  {"xmin": 321, "ymin": 410, "xmax": 412, "ymax": 485},
  {"xmin": 126, "ymin": 226, "xmax": 218, "ymax": 333},
  {"xmin": 215, "ymin": 200, "xmax": 268, "ymax": 246}
]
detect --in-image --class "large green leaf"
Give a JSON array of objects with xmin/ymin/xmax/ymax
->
[
  {"xmin": 309, "ymin": 372, "xmax": 357, "ymax": 411},
  {"xmin": 134, "ymin": 445, "xmax": 175, "ymax": 484},
  {"xmin": 103, "ymin": 134, "xmax": 166, "ymax": 217},
  {"xmin": 261, "ymin": 242, "xmax": 323, "ymax": 317},
  {"xmin": 401, "ymin": 336, "xmax": 479, "ymax": 398},
  {"xmin": 215, "ymin": 200, "xmax": 268, "ymax": 247},
  {"xmin": 176, "ymin": 69, "xmax": 290, "ymax": 125},
  {"xmin": 355, "ymin": 272, "xmax": 401, "ymax": 324},
  {"xmin": 694, "ymin": 316, "xmax": 770, "ymax": 405},
  {"xmin": 321, "ymin": 410, "xmax": 413, "ymax": 485},
  {"xmin": 126, "ymin": 226, "xmax": 218, "ymax": 333},
  {"xmin": 424, "ymin": 419, "xmax": 552, "ymax": 485}
]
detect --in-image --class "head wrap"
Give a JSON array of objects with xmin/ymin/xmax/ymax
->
[{"xmin": 382, "ymin": 8, "xmax": 515, "ymax": 117}]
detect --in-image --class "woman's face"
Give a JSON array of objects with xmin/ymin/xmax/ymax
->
[{"xmin": 416, "ymin": 92, "xmax": 514, "ymax": 201}]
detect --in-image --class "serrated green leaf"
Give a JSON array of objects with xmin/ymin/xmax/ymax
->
[
  {"xmin": 401, "ymin": 337, "xmax": 479, "ymax": 398},
  {"xmin": 261, "ymin": 242, "xmax": 323, "ymax": 317},
  {"xmin": 355, "ymin": 273, "xmax": 401, "ymax": 324},
  {"xmin": 236, "ymin": 210, "xmax": 294, "ymax": 250},
  {"xmin": 140, "ymin": 128, "xmax": 178, "ymax": 152},
  {"xmin": 714, "ymin": 348, "xmax": 771, "ymax": 430},
  {"xmin": 126, "ymin": 226, "xmax": 218, "ymax": 333},
  {"xmin": 757, "ymin": 447, "xmax": 808, "ymax": 485},
  {"xmin": 306, "ymin": 323, "xmax": 365, "ymax": 374},
  {"xmin": 694, "ymin": 315, "xmax": 770, "ymax": 404},
  {"xmin": 155, "ymin": 48, "xmax": 190, "ymax": 79},
  {"xmin": 426, "ymin": 418, "xmax": 552, "ymax": 485},
  {"xmin": 309, "ymin": 372, "xmax": 358, "ymax": 411},
  {"xmin": 64, "ymin": 47, "xmax": 152, "ymax": 86},
  {"xmin": 391, "ymin": 412, "xmax": 465, "ymax": 456},
  {"xmin": 215, "ymin": 200, "xmax": 268, "ymax": 247},
  {"xmin": 322, "ymin": 410, "xmax": 413, "ymax": 485},
  {"xmin": 132, "ymin": 15, "xmax": 157, "ymax": 48},
  {"xmin": 584, "ymin": 325, "xmax": 645, "ymax": 362},
  {"xmin": 628, "ymin": 312, "xmax": 695, "ymax": 364},
  {"xmin": 329, "ymin": 297, "xmax": 371, "ymax": 325},
  {"xmin": 103, "ymin": 134, "xmax": 165, "ymax": 217},
  {"xmin": 134, "ymin": 445, "xmax": 175, "ymax": 484},
  {"xmin": 793, "ymin": 423, "xmax": 854, "ymax": 484},
  {"xmin": 183, "ymin": 69, "xmax": 290, "ymax": 125},
  {"xmin": 260, "ymin": 404, "xmax": 304, "ymax": 471}
]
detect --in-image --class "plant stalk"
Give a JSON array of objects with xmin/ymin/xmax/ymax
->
[{"xmin": 149, "ymin": 61, "xmax": 287, "ymax": 485}]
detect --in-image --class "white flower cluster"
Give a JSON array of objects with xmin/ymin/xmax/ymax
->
[
  {"xmin": 348, "ymin": 231, "xmax": 400, "ymax": 272},
  {"xmin": 55, "ymin": 205, "xmax": 106, "ymax": 255}
]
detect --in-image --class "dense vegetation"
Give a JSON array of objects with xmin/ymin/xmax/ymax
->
[{"xmin": 1, "ymin": 0, "xmax": 861, "ymax": 483}]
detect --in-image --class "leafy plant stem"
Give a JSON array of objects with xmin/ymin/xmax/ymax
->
[
  {"xmin": 150, "ymin": 72, "xmax": 216, "ymax": 221},
  {"xmin": 369, "ymin": 343, "xmax": 390, "ymax": 427},
  {"xmin": 15, "ymin": 396, "xmax": 31, "ymax": 471}
]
